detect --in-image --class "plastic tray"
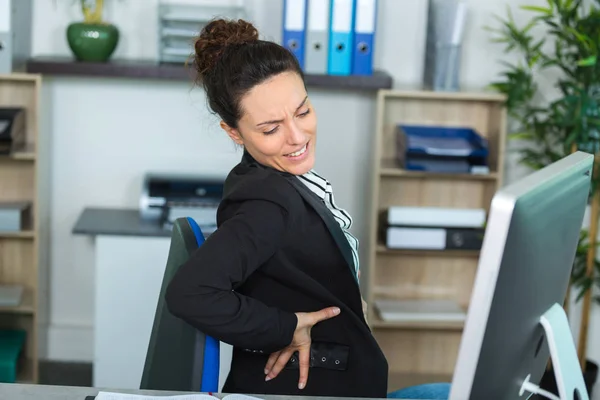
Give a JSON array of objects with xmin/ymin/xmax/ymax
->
[
  {"xmin": 395, "ymin": 125, "xmax": 489, "ymax": 173},
  {"xmin": 397, "ymin": 124, "xmax": 489, "ymax": 157}
]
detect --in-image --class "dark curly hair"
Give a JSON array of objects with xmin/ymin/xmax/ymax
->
[{"xmin": 191, "ymin": 18, "xmax": 305, "ymax": 130}]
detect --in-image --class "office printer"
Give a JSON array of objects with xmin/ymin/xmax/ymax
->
[
  {"xmin": 139, "ymin": 173, "xmax": 224, "ymax": 233},
  {"xmin": 0, "ymin": 108, "xmax": 25, "ymax": 155}
]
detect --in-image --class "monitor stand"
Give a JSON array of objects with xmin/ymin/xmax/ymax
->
[{"xmin": 520, "ymin": 303, "xmax": 589, "ymax": 400}]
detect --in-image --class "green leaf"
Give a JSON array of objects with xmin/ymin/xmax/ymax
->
[
  {"xmin": 577, "ymin": 55, "xmax": 597, "ymax": 66},
  {"xmin": 521, "ymin": 5, "xmax": 553, "ymax": 14},
  {"xmin": 509, "ymin": 131, "xmax": 535, "ymax": 140}
]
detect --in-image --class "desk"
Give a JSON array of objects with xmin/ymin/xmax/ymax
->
[
  {"xmin": 0, "ymin": 383, "xmax": 187, "ymax": 400},
  {"xmin": 0, "ymin": 383, "xmax": 395, "ymax": 400}
]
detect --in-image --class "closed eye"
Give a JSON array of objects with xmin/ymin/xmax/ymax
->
[
  {"xmin": 264, "ymin": 126, "xmax": 279, "ymax": 135},
  {"xmin": 298, "ymin": 109, "xmax": 311, "ymax": 117}
]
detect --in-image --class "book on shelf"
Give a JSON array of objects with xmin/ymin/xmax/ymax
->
[
  {"xmin": 0, "ymin": 201, "xmax": 31, "ymax": 232},
  {"xmin": 0, "ymin": 285, "xmax": 23, "ymax": 307}
]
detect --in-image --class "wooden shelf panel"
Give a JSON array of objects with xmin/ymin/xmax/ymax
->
[
  {"xmin": 0, "ymin": 288, "xmax": 34, "ymax": 315},
  {"xmin": 372, "ymin": 253, "xmax": 478, "ymax": 308},
  {"xmin": 0, "ymin": 231, "xmax": 35, "ymax": 239},
  {"xmin": 376, "ymin": 245, "xmax": 480, "ymax": 258},
  {"xmin": 388, "ymin": 371, "xmax": 453, "ymax": 393},
  {"xmin": 0, "ymin": 161, "xmax": 35, "ymax": 203},
  {"xmin": 380, "ymin": 88, "xmax": 505, "ymax": 102},
  {"xmin": 0, "ymin": 239, "xmax": 36, "ymax": 288},
  {"xmin": 380, "ymin": 159, "xmax": 498, "ymax": 180},
  {"xmin": 378, "ymin": 175, "xmax": 496, "ymax": 211},
  {"xmin": 370, "ymin": 315, "xmax": 464, "ymax": 330},
  {"xmin": 373, "ymin": 329, "xmax": 462, "ymax": 375},
  {"xmin": 0, "ymin": 144, "xmax": 37, "ymax": 161}
]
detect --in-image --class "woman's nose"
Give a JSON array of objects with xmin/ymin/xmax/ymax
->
[{"xmin": 287, "ymin": 121, "xmax": 305, "ymax": 145}]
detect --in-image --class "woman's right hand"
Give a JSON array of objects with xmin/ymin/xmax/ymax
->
[{"xmin": 264, "ymin": 306, "xmax": 341, "ymax": 389}]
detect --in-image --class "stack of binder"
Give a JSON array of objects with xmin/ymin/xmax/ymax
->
[
  {"xmin": 282, "ymin": 0, "xmax": 377, "ymax": 76},
  {"xmin": 382, "ymin": 206, "xmax": 486, "ymax": 251},
  {"xmin": 395, "ymin": 124, "xmax": 490, "ymax": 174}
]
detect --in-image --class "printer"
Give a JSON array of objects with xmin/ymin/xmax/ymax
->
[
  {"xmin": 139, "ymin": 173, "xmax": 224, "ymax": 234},
  {"xmin": 0, "ymin": 107, "xmax": 25, "ymax": 155}
]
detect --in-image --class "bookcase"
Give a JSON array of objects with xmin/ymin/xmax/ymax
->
[
  {"xmin": 0, "ymin": 73, "xmax": 41, "ymax": 383},
  {"xmin": 366, "ymin": 89, "xmax": 507, "ymax": 391}
]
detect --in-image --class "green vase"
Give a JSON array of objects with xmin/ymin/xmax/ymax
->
[{"xmin": 67, "ymin": 22, "xmax": 119, "ymax": 62}]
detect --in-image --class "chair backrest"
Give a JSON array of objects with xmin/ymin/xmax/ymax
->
[{"xmin": 140, "ymin": 217, "xmax": 220, "ymax": 392}]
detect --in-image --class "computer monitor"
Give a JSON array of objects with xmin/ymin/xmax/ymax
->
[{"xmin": 448, "ymin": 151, "xmax": 594, "ymax": 400}]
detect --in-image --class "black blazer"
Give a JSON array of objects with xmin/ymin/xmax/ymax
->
[{"xmin": 165, "ymin": 152, "xmax": 389, "ymax": 398}]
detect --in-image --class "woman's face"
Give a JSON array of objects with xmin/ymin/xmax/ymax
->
[{"xmin": 221, "ymin": 71, "xmax": 317, "ymax": 175}]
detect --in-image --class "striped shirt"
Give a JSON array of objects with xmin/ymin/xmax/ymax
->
[{"xmin": 297, "ymin": 170, "xmax": 360, "ymax": 279}]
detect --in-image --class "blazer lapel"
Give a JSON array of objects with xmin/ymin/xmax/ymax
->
[
  {"xmin": 238, "ymin": 151, "xmax": 358, "ymax": 283},
  {"xmin": 286, "ymin": 176, "xmax": 358, "ymax": 283}
]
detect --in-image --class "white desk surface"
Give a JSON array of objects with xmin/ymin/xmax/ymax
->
[{"xmin": 0, "ymin": 383, "xmax": 402, "ymax": 400}]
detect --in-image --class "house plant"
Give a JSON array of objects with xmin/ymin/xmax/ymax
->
[
  {"xmin": 66, "ymin": 0, "xmax": 120, "ymax": 62},
  {"xmin": 486, "ymin": 0, "xmax": 600, "ymax": 395}
]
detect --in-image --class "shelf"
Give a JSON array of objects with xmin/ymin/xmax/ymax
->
[
  {"xmin": 0, "ymin": 153, "xmax": 36, "ymax": 162},
  {"xmin": 380, "ymin": 88, "xmax": 506, "ymax": 102},
  {"xmin": 0, "ymin": 289, "xmax": 35, "ymax": 315},
  {"xmin": 376, "ymin": 245, "xmax": 480, "ymax": 257},
  {"xmin": 388, "ymin": 371, "xmax": 453, "ymax": 393},
  {"xmin": 16, "ymin": 358, "xmax": 35, "ymax": 384},
  {"xmin": 0, "ymin": 75, "xmax": 40, "ymax": 385},
  {"xmin": 371, "ymin": 315, "xmax": 464, "ymax": 330},
  {"xmin": 8, "ymin": 152, "xmax": 35, "ymax": 161},
  {"xmin": 25, "ymin": 56, "xmax": 394, "ymax": 90},
  {"xmin": 0, "ymin": 231, "xmax": 35, "ymax": 239},
  {"xmin": 2, "ymin": 144, "xmax": 36, "ymax": 161},
  {"xmin": 380, "ymin": 160, "xmax": 498, "ymax": 180}
]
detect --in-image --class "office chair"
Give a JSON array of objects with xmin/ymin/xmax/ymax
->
[{"xmin": 140, "ymin": 217, "xmax": 220, "ymax": 393}]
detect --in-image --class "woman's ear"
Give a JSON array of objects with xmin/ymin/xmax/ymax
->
[{"xmin": 220, "ymin": 121, "xmax": 244, "ymax": 145}]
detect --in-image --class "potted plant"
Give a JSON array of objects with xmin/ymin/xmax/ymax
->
[
  {"xmin": 66, "ymin": 0, "xmax": 120, "ymax": 62},
  {"xmin": 486, "ymin": 0, "xmax": 600, "ymax": 395}
]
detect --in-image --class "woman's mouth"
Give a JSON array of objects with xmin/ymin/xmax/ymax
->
[{"xmin": 285, "ymin": 142, "xmax": 308, "ymax": 158}]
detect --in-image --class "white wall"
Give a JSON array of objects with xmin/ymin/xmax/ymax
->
[{"xmin": 31, "ymin": 0, "xmax": 600, "ymax": 389}]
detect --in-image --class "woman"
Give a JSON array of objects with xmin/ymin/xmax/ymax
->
[{"xmin": 165, "ymin": 18, "xmax": 450, "ymax": 399}]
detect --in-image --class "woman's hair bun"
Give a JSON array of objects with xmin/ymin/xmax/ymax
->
[{"xmin": 193, "ymin": 18, "xmax": 259, "ymax": 78}]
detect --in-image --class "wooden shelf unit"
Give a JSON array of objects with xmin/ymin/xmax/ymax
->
[
  {"xmin": 0, "ymin": 73, "xmax": 41, "ymax": 384},
  {"xmin": 366, "ymin": 89, "xmax": 506, "ymax": 390}
]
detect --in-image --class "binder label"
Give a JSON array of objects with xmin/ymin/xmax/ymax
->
[
  {"xmin": 332, "ymin": 0, "xmax": 353, "ymax": 32},
  {"xmin": 356, "ymin": 0, "xmax": 376, "ymax": 33},
  {"xmin": 285, "ymin": 0, "xmax": 306, "ymax": 31},
  {"xmin": 308, "ymin": 0, "xmax": 329, "ymax": 31},
  {"xmin": 0, "ymin": 0, "xmax": 10, "ymax": 31}
]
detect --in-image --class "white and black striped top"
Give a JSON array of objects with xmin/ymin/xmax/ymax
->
[{"xmin": 297, "ymin": 170, "xmax": 360, "ymax": 279}]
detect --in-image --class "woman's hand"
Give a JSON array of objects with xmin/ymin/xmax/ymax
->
[{"xmin": 264, "ymin": 306, "xmax": 341, "ymax": 389}]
